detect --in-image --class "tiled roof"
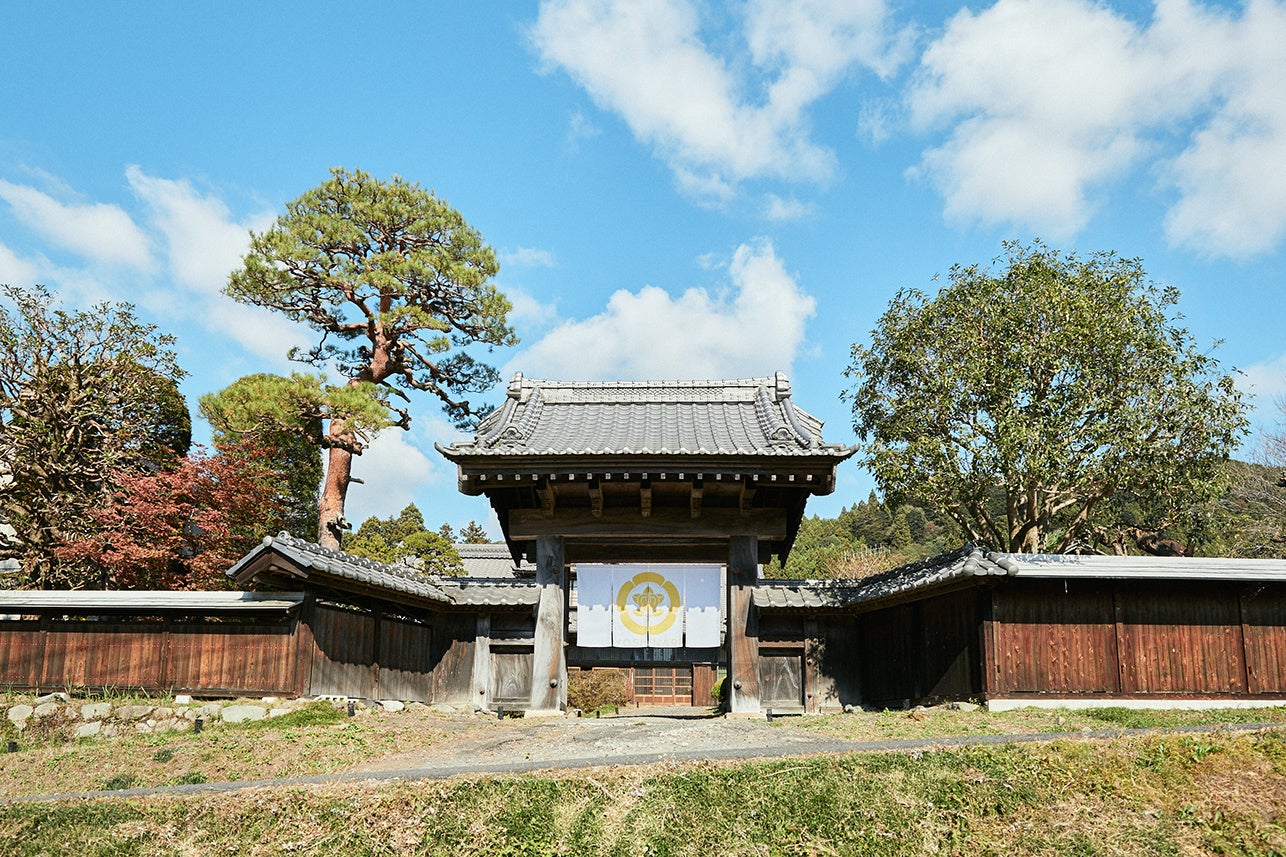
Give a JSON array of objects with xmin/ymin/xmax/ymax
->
[
  {"xmin": 753, "ymin": 546, "xmax": 1010, "ymax": 609},
  {"xmin": 435, "ymin": 578, "xmax": 539, "ymax": 606},
  {"xmin": 437, "ymin": 372, "xmax": 854, "ymax": 459},
  {"xmin": 455, "ymin": 543, "xmax": 535, "ymax": 578},
  {"xmin": 753, "ymin": 546, "xmax": 1286, "ymax": 610},
  {"xmin": 0, "ymin": 590, "xmax": 304, "ymax": 613},
  {"xmin": 228, "ymin": 533, "xmax": 453, "ymax": 605}
]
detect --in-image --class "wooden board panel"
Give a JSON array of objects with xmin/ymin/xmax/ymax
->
[
  {"xmin": 42, "ymin": 624, "xmax": 166, "ymax": 688},
  {"xmin": 759, "ymin": 649, "xmax": 803, "ymax": 709},
  {"xmin": 858, "ymin": 603, "xmax": 916, "ymax": 705},
  {"xmin": 692, "ymin": 664, "xmax": 717, "ymax": 707},
  {"xmin": 168, "ymin": 623, "xmax": 297, "ymax": 694},
  {"xmin": 0, "ymin": 621, "xmax": 42, "ymax": 686},
  {"xmin": 1242, "ymin": 584, "xmax": 1286, "ymax": 694},
  {"xmin": 492, "ymin": 649, "xmax": 534, "ymax": 707},
  {"xmin": 309, "ymin": 604, "xmax": 376, "ymax": 699},
  {"xmin": 1116, "ymin": 583, "xmax": 1247, "ymax": 694},
  {"xmin": 920, "ymin": 589, "xmax": 980, "ymax": 699},
  {"xmin": 429, "ymin": 614, "xmax": 476, "ymax": 705},
  {"xmin": 992, "ymin": 581, "xmax": 1118, "ymax": 694},
  {"xmin": 377, "ymin": 616, "xmax": 435, "ymax": 702}
]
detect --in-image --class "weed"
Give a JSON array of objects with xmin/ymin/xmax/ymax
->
[
  {"xmin": 151, "ymin": 748, "xmax": 174, "ymax": 763},
  {"xmin": 236, "ymin": 701, "xmax": 345, "ymax": 730},
  {"xmin": 100, "ymin": 773, "xmax": 136, "ymax": 791},
  {"xmin": 169, "ymin": 771, "xmax": 206, "ymax": 785}
]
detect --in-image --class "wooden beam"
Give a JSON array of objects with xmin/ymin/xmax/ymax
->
[
  {"xmin": 728, "ymin": 534, "xmax": 761, "ymax": 714},
  {"xmin": 529, "ymin": 536, "xmax": 566, "ymax": 713},
  {"xmin": 690, "ymin": 478, "xmax": 704, "ymax": 519},
  {"xmin": 739, "ymin": 479, "xmax": 757, "ymax": 516},
  {"xmin": 588, "ymin": 479, "xmax": 603, "ymax": 518},
  {"xmin": 536, "ymin": 480, "xmax": 555, "ymax": 514},
  {"xmin": 509, "ymin": 507, "xmax": 787, "ymax": 540},
  {"xmin": 472, "ymin": 614, "xmax": 492, "ymax": 711},
  {"xmin": 640, "ymin": 478, "xmax": 652, "ymax": 518}
]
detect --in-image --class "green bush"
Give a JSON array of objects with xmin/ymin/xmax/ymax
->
[
  {"xmin": 567, "ymin": 669, "xmax": 629, "ymax": 713},
  {"xmin": 710, "ymin": 676, "xmax": 725, "ymax": 706}
]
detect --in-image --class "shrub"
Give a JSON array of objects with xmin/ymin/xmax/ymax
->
[{"xmin": 567, "ymin": 669, "xmax": 629, "ymax": 713}]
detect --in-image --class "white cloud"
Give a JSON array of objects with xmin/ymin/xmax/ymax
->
[
  {"xmin": 763, "ymin": 194, "xmax": 814, "ymax": 222},
  {"xmin": 124, "ymin": 166, "xmax": 305, "ymax": 362},
  {"xmin": 0, "ymin": 242, "xmax": 39, "ymax": 286},
  {"xmin": 907, "ymin": 0, "xmax": 1286, "ymax": 256},
  {"xmin": 1163, "ymin": 0, "xmax": 1286, "ymax": 257},
  {"xmin": 530, "ymin": 0, "xmax": 908, "ymax": 197},
  {"xmin": 126, "ymin": 166, "xmax": 275, "ymax": 295},
  {"xmin": 502, "ymin": 286, "xmax": 560, "ymax": 331},
  {"xmin": 499, "ymin": 246, "xmax": 557, "ymax": 268},
  {"xmin": 344, "ymin": 429, "xmax": 441, "ymax": 523},
  {"xmin": 0, "ymin": 179, "xmax": 152, "ymax": 269},
  {"xmin": 512, "ymin": 239, "xmax": 815, "ymax": 380},
  {"xmin": 1242, "ymin": 353, "xmax": 1286, "ymax": 403}
]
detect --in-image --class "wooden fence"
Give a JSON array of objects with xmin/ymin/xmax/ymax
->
[{"xmin": 0, "ymin": 617, "xmax": 301, "ymax": 697}]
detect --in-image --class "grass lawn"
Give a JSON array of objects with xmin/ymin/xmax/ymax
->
[{"xmin": 3, "ymin": 729, "xmax": 1286, "ymax": 855}]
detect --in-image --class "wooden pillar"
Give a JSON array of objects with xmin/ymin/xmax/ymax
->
[
  {"xmin": 293, "ymin": 593, "xmax": 317, "ymax": 698},
  {"xmin": 727, "ymin": 535, "xmax": 761, "ymax": 713},
  {"xmin": 529, "ymin": 535, "xmax": 566, "ymax": 713},
  {"xmin": 472, "ymin": 614, "xmax": 492, "ymax": 710}
]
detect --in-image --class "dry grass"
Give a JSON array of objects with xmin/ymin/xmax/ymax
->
[
  {"xmin": 0, "ymin": 707, "xmax": 501, "ymax": 798},
  {"xmin": 4, "ymin": 731, "xmax": 1286, "ymax": 855},
  {"xmin": 794, "ymin": 704, "xmax": 1286, "ymax": 742}
]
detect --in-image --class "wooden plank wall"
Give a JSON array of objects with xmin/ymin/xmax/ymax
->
[
  {"xmin": 991, "ymin": 580, "xmax": 1119, "ymax": 694},
  {"xmin": 991, "ymin": 580, "xmax": 1286, "ymax": 699},
  {"xmin": 858, "ymin": 589, "xmax": 981, "ymax": 707},
  {"xmin": 0, "ymin": 618, "xmax": 300, "ymax": 696},
  {"xmin": 308, "ymin": 602, "xmax": 460, "ymax": 703}
]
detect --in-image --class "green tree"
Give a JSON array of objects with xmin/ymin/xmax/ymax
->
[
  {"xmin": 225, "ymin": 168, "xmax": 517, "ymax": 548},
  {"xmin": 846, "ymin": 241, "xmax": 1247, "ymax": 554},
  {"xmin": 0, "ymin": 285, "xmax": 185, "ymax": 587},
  {"xmin": 344, "ymin": 504, "xmax": 462, "ymax": 574},
  {"xmin": 458, "ymin": 520, "xmax": 490, "ymax": 544},
  {"xmin": 200, "ymin": 373, "xmax": 326, "ymax": 540}
]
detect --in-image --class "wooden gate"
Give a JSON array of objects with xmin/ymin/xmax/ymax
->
[
  {"xmin": 759, "ymin": 649, "xmax": 803, "ymax": 710},
  {"xmin": 632, "ymin": 666, "xmax": 693, "ymax": 705},
  {"xmin": 491, "ymin": 648, "xmax": 534, "ymax": 708}
]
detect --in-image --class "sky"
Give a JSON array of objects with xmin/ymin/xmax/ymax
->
[{"xmin": 2, "ymin": 0, "xmax": 1285, "ymax": 536}]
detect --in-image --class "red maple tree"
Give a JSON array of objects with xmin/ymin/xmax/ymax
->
[{"xmin": 57, "ymin": 439, "xmax": 287, "ymax": 590}]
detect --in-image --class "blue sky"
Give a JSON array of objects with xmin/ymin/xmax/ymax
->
[{"xmin": 2, "ymin": 0, "xmax": 1284, "ymax": 535}]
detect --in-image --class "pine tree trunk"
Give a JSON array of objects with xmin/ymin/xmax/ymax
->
[{"xmin": 317, "ymin": 443, "xmax": 353, "ymax": 550}]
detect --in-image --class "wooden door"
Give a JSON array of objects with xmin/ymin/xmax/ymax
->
[
  {"xmin": 491, "ymin": 648, "xmax": 534, "ymax": 708},
  {"xmin": 759, "ymin": 649, "xmax": 803, "ymax": 709}
]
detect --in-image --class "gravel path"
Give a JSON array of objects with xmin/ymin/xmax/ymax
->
[{"xmin": 5, "ymin": 709, "xmax": 1279, "ymax": 805}]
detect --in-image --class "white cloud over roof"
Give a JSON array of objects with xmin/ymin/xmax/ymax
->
[{"xmin": 510, "ymin": 239, "xmax": 815, "ymax": 380}]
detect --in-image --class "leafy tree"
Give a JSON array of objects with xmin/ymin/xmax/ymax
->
[
  {"xmin": 458, "ymin": 521, "xmax": 490, "ymax": 544},
  {"xmin": 200, "ymin": 373, "xmax": 325, "ymax": 540},
  {"xmin": 224, "ymin": 168, "xmax": 517, "ymax": 548},
  {"xmin": 344, "ymin": 504, "xmax": 462, "ymax": 574},
  {"xmin": 0, "ymin": 285, "xmax": 185, "ymax": 587},
  {"xmin": 56, "ymin": 440, "xmax": 286, "ymax": 590},
  {"xmin": 846, "ymin": 242, "xmax": 1247, "ymax": 553}
]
